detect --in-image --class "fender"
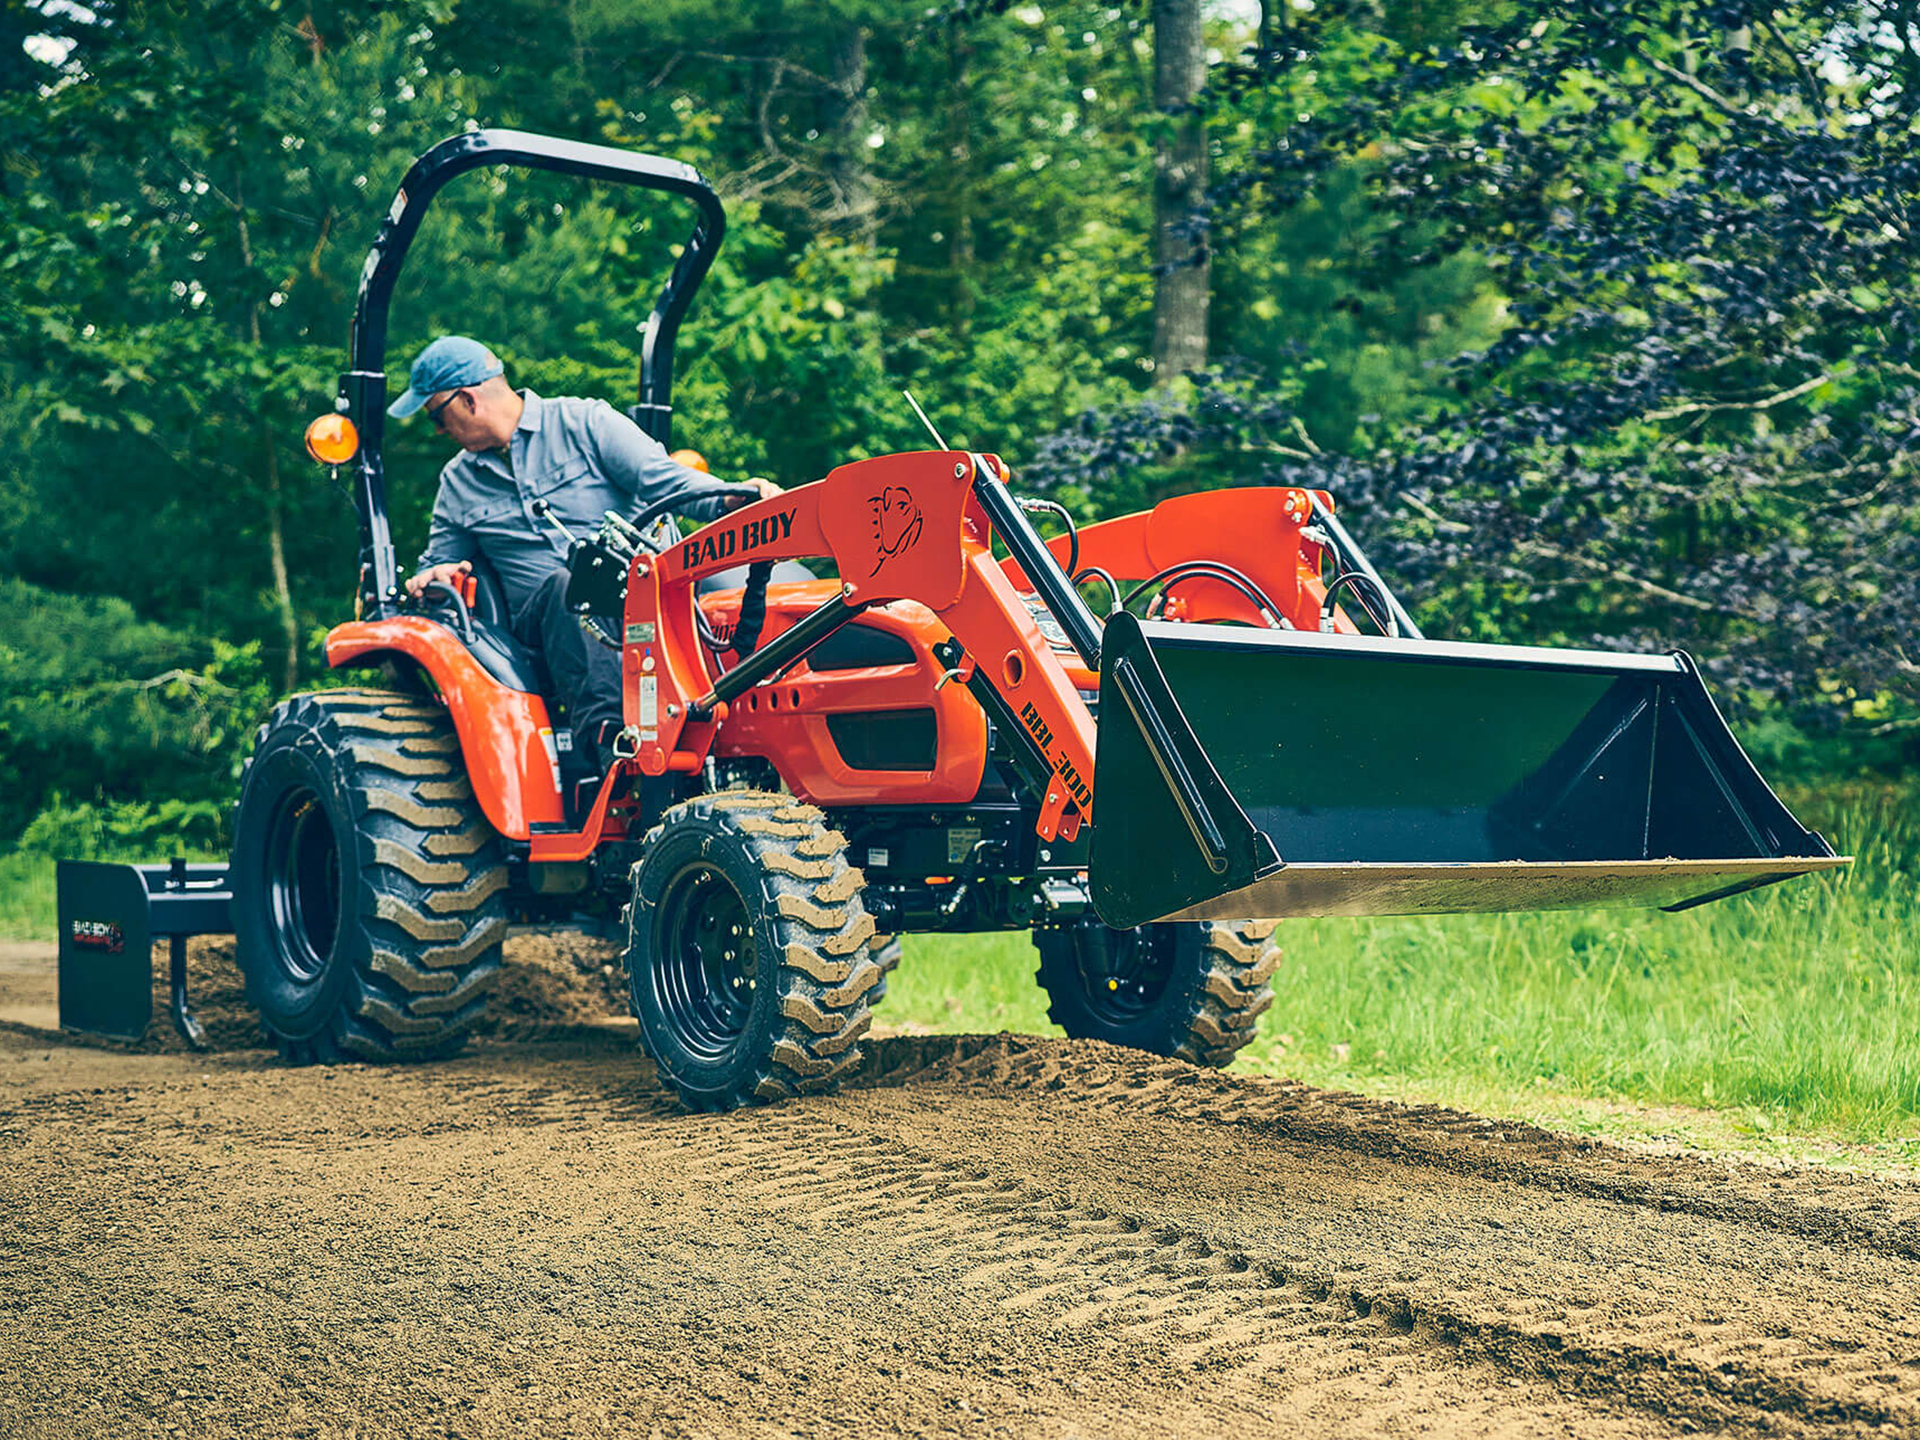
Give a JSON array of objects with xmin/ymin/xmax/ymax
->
[{"xmin": 325, "ymin": 617, "xmax": 564, "ymax": 839}]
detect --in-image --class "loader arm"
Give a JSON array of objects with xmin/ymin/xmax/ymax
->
[
  {"xmin": 1000, "ymin": 486, "xmax": 1370, "ymax": 634},
  {"xmin": 623, "ymin": 451, "xmax": 1106, "ymax": 841}
]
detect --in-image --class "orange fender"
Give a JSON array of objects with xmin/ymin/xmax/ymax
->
[{"xmin": 325, "ymin": 618, "xmax": 564, "ymax": 839}]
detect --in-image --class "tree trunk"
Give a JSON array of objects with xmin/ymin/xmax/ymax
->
[
  {"xmin": 263, "ymin": 432, "xmax": 300, "ymax": 693},
  {"xmin": 824, "ymin": 23, "xmax": 877, "ymax": 242},
  {"xmin": 1151, "ymin": 0, "xmax": 1210, "ymax": 382},
  {"xmin": 948, "ymin": 25, "xmax": 976, "ymax": 328},
  {"xmin": 1256, "ymin": 0, "xmax": 1283, "ymax": 63},
  {"xmin": 238, "ymin": 194, "xmax": 301, "ymax": 692}
]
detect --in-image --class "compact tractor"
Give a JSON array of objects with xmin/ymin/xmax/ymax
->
[{"xmin": 56, "ymin": 131, "xmax": 1843, "ymax": 1110}]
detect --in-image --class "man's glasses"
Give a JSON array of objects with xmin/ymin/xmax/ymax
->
[{"xmin": 426, "ymin": 389, "xmax": 466, "ymax": 432}]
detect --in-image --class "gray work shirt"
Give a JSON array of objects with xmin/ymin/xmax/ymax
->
[{"xmin": 416, "ymin": 389, "xmax": 738, "ymax": 621}]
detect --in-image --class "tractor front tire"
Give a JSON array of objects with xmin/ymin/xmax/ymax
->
[
  {"xmin": 230, "ymin": 689, "xmax": 507, "ymax": 1062},
  {"xmin": 626, "ymin": 792, "xmax": 880, "ymax": 1111},
  {"xmin": 866, "ymin": 932, "xmax": 904, "ymax": 1006},
  {"xmin": 1033, "ymin": 919, "xmax": 1280, "ymax": 1067}
]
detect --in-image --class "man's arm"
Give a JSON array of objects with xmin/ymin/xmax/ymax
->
[
  {"xmin": 409, "ymin": 468, "xmax": 479, "ymax": 599},
  {"xmin": 584, "ymin": 401, "xmax": 776, "ymax": 522}
]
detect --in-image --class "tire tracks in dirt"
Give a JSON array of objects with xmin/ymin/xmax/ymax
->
[
  {"xmin": 3, "ymin": 1012, "xmax": 1919, "ymax": 1437},
  {"xmin": 876, "ymin": 1035, "xmax": 1920, "ymax": 1260},
  {"xmin": 696, "ymin": 1039, "xmax": 1920, "ymax": 1437}
]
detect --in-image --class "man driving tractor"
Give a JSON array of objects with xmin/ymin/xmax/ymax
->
[{"xmin": 389, "ymin": 335, "xmax": 781, "ymax": 769}]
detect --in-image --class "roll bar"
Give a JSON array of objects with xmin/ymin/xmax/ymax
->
[{"xmin": 335, "ymin": 128, "xmax": 727, "ymax": 613}]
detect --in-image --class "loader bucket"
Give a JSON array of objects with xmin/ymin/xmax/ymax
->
[{"xmin": 1088, "ymin": 613, "xmax": 1843, "ymax": 929}]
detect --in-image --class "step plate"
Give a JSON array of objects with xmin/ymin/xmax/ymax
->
[{"xmin": 1161, "ymin": 855, "xmax": 1852, "ymax": 922}]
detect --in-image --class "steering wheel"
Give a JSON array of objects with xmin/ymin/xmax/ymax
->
[{"xmin": 625, "ymin": 482, "xmax": 768, "ymax": 545}]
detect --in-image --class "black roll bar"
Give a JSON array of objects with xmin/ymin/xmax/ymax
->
[{"xmin": 337, "ymin": 128, "xmax": 727, "ymax": 613}]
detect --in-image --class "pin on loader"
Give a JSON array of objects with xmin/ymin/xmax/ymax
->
[{"xmin": 60, "ymin": 129, "xmax": 1843, "ymax": 1106}]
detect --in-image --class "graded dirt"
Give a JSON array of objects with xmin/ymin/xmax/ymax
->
[{"xmin": 3, "ymin": 939, "xmax": 1918, "ymax": 1438}]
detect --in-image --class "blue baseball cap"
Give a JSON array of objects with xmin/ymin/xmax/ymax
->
[{"xmin": 388, "ymin": 336, "xmax": 505, "ymax": 418}]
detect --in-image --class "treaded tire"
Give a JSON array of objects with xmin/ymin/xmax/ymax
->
[
  {"xmin": 230, "ymin": 688, "xmax": 507, "ymax": 1062},
  {"xmin": 625, "ymin": 791, "xmax": 880, "ymax": 1111},
  {"xmin": 1034, "ymin": 919, "xmax": 1279, "ymax": 1066}
]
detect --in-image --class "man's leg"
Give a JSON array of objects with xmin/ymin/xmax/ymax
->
[{"xmin": 513, "ymin": 569, "xmax": 623, "ymax": 757}]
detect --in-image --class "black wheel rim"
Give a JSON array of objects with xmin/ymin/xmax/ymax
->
[
  {"xmin": 1074, "ymin": 925, "xmax": 1176, "ymax": 1024},
  {"xmin": 651, "ymin": 862, "xmax": 757, "ymax": 1063},
  {"xmin": 263, "ymin": 787, "xmax": 342, "ymax": 982}
]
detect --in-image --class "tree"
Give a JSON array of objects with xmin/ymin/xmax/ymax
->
[
  {"xmin": 0, "ymin": 2, "xmax": 475, "ymax": 688},
  {"xmin": 1150, "ymin": 0, "xmax": 1209, "ymax": 379},
  {"xmin": 1035, "ymin": 1, "xmax": 1920, "ymax": 743}
]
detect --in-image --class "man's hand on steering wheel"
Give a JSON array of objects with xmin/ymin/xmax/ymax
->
[{"xmin": 730, "ymin": 478, "xmax": 782, "ymax": 507}]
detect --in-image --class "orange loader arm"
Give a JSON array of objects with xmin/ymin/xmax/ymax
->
[
  {"xmin": 1000, "ymin": 486, "xmax": 1368, "ymax": 635},
  {"xmin": 624, "ymin": 450, "xmax": 1099, "ymax": 842}
]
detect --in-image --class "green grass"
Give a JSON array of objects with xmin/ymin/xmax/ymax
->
[
  {"xmin": 880, "ymin": 787, "xmax": 1920, "ymax": 1154},
  {"xmin": 0, "ymin": 850, "xmax": 57, "ymax": 942},
  {"xmin": 881, "ymin": 930, "xmax": 1058, "ymax": 1037}
]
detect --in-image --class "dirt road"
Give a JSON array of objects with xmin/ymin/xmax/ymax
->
[{"xmin": 3, "ymin": 940, "xmax": 1919, "ymax": 1439}]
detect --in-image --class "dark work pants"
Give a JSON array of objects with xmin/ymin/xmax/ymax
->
[{"xmin": 513, "ymin": 569, "xmax": 622, "ymax": 737}]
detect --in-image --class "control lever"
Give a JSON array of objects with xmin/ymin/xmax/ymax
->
[
  {"xmin": 598, "ymin": 511, "xmax": 648, "ymax": 557},
  {"xmin": 415, "ymin": 579, "xmax": 477, "ymax": 642},
  {"xmin": 529, "ymin": 498, "xmax": 584, "ymax": 545},
  {"xmin": 532, "ymin": 499, "xmax": 646, "ymax": 565}
]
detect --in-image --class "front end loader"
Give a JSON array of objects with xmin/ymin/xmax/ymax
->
[{"xmin": 57, "ymin": 128, "xmax": 1841, "ymax": 1107}]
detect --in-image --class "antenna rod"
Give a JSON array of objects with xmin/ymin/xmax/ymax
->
[{"xmin": 902, "ymin": 389, "xmax": 948, "ymax": 451}]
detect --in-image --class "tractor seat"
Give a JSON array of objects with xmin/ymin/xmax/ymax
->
[{"xmin": 420, "ymin": 554, "xmax": 553, "ymax": 699}]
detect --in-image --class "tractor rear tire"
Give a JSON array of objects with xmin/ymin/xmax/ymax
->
[
  {"xmin": 625, "ymin": 791, "xmax": 880, "ymax": 1110},
  {"xmin": 1033, "ymin": 919, "xmax": 1279, "ymax": 1067},
  {"xmin": 230, "ymin": 689, "xmax": 507, "ymax": 1062}
]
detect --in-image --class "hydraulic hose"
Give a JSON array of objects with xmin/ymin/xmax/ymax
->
[
  {"xmin": 1120, "ymin": 562, "xmax": 1291, "ymax": 628},
  {"xmin": 731, "ymin": 560, "xmax": 775, "ymax": 658}
]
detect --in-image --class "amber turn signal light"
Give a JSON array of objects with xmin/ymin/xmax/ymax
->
[
  {"xmin": 305, "ymin": 414, "xmax": 360, "ymax": 465},
  {"xmin": 670, "ymin": 448, "xmax": 710, "ymax": 473}
]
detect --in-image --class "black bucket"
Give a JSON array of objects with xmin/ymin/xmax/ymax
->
[{"xmin": 1088, "ymin": 613, "xmax": 1843, "ymax": 929}]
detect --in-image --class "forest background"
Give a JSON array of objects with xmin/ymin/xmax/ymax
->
[
  {"xmin": 5, "ymin": 0, "xmax": 1917, "ymax": 857},
  {"xmin": 2, "ymin": 0, "xmax": 1918, "ymax": 1138}
]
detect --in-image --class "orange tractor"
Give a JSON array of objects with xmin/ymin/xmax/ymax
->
[{"xmin": 63, "ymin": 131, "xmax": 1841, "ymax": 1109}]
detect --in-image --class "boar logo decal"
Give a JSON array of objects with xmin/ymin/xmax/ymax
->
[{"xmin": 868, "ymin": 485, "xmax": 923, "ymax": 575}]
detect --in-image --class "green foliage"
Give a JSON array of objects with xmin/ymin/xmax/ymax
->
[
  {"xmin": 2, "ymin": 3, "xmax": 467, "ymax": 678},
  {"xmin": 0, "ymin": 578, "xmax": 271, "ymax": 843},
  {"xmin": 15, "ymin": 794, "xmax": 229, "ymax": 863}
]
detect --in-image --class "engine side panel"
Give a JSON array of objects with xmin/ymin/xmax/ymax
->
[{"xmin": 699, "ymin": 585, "xmax": 990, "ymax": 806}]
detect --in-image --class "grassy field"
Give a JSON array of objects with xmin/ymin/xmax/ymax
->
[
  {"xmin": 0, "ymin": 850, "xmax": 54, "ymax": 942},
  {"xmin": 5, "ymin": 789, "xmax": 1913, "ymax": 1156},
  {"xmin": 882, "ymin": 787, "xmax": 1920, "ymax": 1158}
]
